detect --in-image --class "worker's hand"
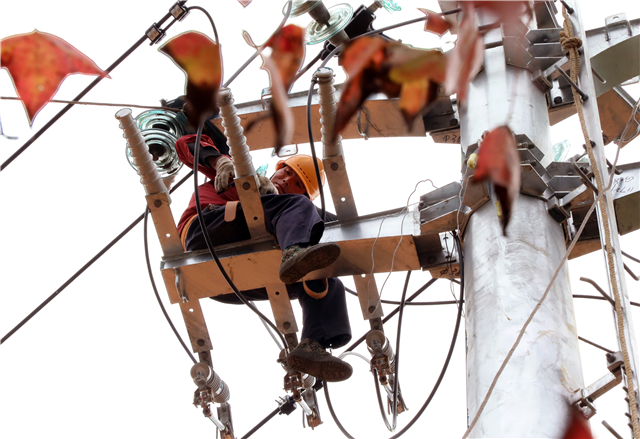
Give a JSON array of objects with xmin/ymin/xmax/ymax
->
[
  {"xmin": 257, "ymin": 174, "xmax": 278, "ymax": 195},
  {"xmin": 214, "ymin": 156, "xmax": 235, "ymax": 192}
]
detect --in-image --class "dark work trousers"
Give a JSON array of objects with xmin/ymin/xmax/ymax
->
[{"xmin": 184, "ymin": 193, "xmax": 352, "ymax": 349}]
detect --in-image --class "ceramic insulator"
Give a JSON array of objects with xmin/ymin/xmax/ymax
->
[
  {"xmin": 115, "ymin": 108, "xmax": 169, "ymax": 197},
  {"xmin": 217, "ymin": 88, "xmax": 257, "ymax": 181},
  {"xmin": 315, "ymin": 67, "xmax": 343, "ymax": 158}
]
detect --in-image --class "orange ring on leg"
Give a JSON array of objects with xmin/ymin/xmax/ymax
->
[{"xmin": 303, "ymin": 279, "xmax": 328, "ymax": 299}]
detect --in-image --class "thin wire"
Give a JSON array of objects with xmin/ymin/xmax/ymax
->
[
  {"xmin": 257, "ymin": 306, "xmax": 284, "ymax": 351},
  {"xmin": 305, "ymin": 78, "xmax": 326, "ymax": 221},
  {"xmin": 392, "ymin": 271, "xmax": 412, "ymax": 430},
  {"xmin": 144, "ymin": 208, "xmax": 197, "ymax": 364},
  {"xmin": 222, "ymin": 0, "xmax": 293, "ymax": 88},
  {"xmin": 0, "ymin": 170, "xmax": 193, "ymax": 345},
  {"xmin": 373, "ymin": 368, "xmax": 394, "ymax": 431},
  {"xmin": 345, "ymin": 278, "xmax": 438, "ymax": 354},
  {"xmin": 0, "ymin": 10, "xmax": 175, "ymax": 172},
  {"xmin": 462, "ymin": 139, "xmax": 624, "ymax": 438},
  {"xmin": 0, "ymin": 96, "xmax": 178, "ymax": 111},
  {"xmin": 293, "ymin": 51, "xmax": 323, "ymax": 83},
  {"xmin": 187, "ymin": 6, "xmax": 219, "ymax": 44},
  {"xmin": 192, "ymin": 121, "xmax": 288, "ymax": 350},
  {"xmin": 372, "ymin": 179, "xmax": 438, "ymax": 310}
]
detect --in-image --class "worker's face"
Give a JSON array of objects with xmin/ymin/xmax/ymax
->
[{"xmin": 270, "ymin": 165, "xmax": 307, "ymax": 196}]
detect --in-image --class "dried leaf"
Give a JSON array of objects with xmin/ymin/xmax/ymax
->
[
  {"xmin": 473, "ymin": 126, "xmax": 520, "ymax": 234},
  {"xmin": 0, "ymin": 30, "xmax": 107, "ymax": 125},
  {"xmin": 398, "ymin": 79, "xmax": 438, "ymax": 128},
  {"xmin": 561, "ymin": 406, "xmax": 593, "ymax": 439},
  {"xmin": 238, "ymin": 0, "xmax": 252, "ymax": 7},
  {"xmin": 262, "ymin": 56, "xmax": 293, "ymax": 152},
  {"xmin": 159, "ymin": 31, "xmax": 222, "ymax": 126},
  {"xmin": 245, "ymin": 26, "xmax": 304, "ymax": 153},
  {"xmin": 388, "ymin": 45, "xmax": 447, "ymax": 84},
  {"xmin": 444, "ymin": 4, "xmax": 484, "ymax": 103},
  {"xmin": 334, "ymin": 37, "xmax": 447, "ymax": 139},
  {"xmin": 264, "ymin": 24, "xmax": 305, "ymax": 91},
  {"xmin": 418, "ymin": 8, "xmax": 451, "ymax": 36}
]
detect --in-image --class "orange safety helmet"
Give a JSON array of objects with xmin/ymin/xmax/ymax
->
[{"xmin": 275, "ymin": 155, "xmax": 326, "ymax": 200}]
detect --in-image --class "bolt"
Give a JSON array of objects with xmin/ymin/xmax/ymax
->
[
  {"xmin": 450, "ymin": 118, "xmax": 458, "ymax": 126},
  {"xmin": 419, "ymin": 201, "xmax": 425, "ymax": 208},
  {"xmin": 554, "ymin": 96, "xmax": 563, "ymax": 104},
  {"xmin": 427, "ymin": 256, "xmax": 437, "ymax": 264},
  {"xmin": 331, "ymin": 162, "xmax": 339, "ymax": 171},
  {"xmin": 606, "ymin": 352, "xmax": 616, "ymax": 363},
  {"xmin": 197, "ymin": 339, "xmax": 205, "ymax": 346},
  {"xmin": 242, "ymin": 182, "xmax": 251, "ymax": 190},
  {"xmin": 368, "ymin": 306, "xmax": 376, "ymax": 313},
  {"xmin": 283, "ymin": 322, "xmax": 291, "ymax": 329},
  {"xmin": 420, "ymin": 219, "xmax": 426, "ymax": 224},
  {"xmin": 154, "ymin": 199, "xmax": 162, "ymax": 208}
]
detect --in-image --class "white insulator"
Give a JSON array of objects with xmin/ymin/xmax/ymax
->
[
  {"xmin": 315, "ymin": 67, "xmax": 343, "ymax": 158},
  {"xmin": 115, "ymin": 108, "xmax": 169, "ymax": 197},
  {"xmin": 217, "ymin": 88, "xmax": 257, "ymax": 181}
]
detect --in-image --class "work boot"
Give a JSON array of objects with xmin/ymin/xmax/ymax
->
[
  {"xmin": 279, "ymin": 243, "xmax": 340, "ymax": 284},
  {"xmin": 287, "ymin": 338, "xmax": 352, "ymax": 382}
]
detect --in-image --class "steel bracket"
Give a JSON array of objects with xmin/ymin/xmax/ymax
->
[
  {"xmin": 217, "ymin": 402, "xmax": 235, "ymax": 439},
  {"xmin": 302, "ymin": 387, "xmax": 322, "ymax": 429},
  {"xmin": 572, "ymin": 351, "xmax": 624, "ymax": 419}
]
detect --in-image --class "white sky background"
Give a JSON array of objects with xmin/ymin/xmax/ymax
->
[{"xmin": 1, "ymin": 0, "xmax": 640, "ymax": 438}]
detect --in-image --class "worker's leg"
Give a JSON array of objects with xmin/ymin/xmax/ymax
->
[
  {"xmin": 260, "ymin": 193, "xmax": 325, "ymax": 249},
  {"xmin": 185, "ymin": 194, "xmax": 323, "ymax": 251},
  {"xmin": 287, "ymin": 278, "xmax": 352, "ymax": 349}
]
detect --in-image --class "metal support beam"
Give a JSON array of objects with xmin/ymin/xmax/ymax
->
[{"xmin": 569, "ymin": 0, "xmax": 640, "ymax": 420}]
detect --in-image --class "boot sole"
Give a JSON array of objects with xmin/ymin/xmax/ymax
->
[
  {"xmin": 288, "ymin": 354, "xmax": 353, "ymax": 383},
  {"xmin": 279, "ymin": 243, "xmax": 340, "ymax": 284}
]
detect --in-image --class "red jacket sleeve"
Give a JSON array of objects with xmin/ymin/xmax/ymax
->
[{"xmin": 176, "ymin": 134, "xmax": 228, "ymax": 182}]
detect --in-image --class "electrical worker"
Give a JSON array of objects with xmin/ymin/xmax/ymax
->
[{"xmin": 175, "ymin": 128, "xmax": 353, "ymax": 383}]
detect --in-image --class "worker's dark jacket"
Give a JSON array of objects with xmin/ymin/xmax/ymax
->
[{"xmin": 175, "ymin": 134, "xmax": 351, "ymax": 349}]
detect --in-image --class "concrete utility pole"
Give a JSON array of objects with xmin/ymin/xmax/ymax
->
[{"xmin": 460, "ymin": 7, "xmax": 585, "ymax": 437}]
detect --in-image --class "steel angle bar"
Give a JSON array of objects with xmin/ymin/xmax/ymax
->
[{"xmin": 569, "ymin": 0, "xmax": 640, "ymax": 418}]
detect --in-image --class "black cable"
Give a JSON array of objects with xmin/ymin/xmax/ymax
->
[
  {"xmin": 0, "ymin": 170, "xmax": 193, "ymax": 345},
  {"xmin": 325, "ymin": 236, "xmax": 464, "ymax": 439},
  {"xmin": 191, "ymin": 122, "xmax": 287, "ymax": 349},
  {"xmin": 188, "ymin": 6, "xmax": 220, "ymax": 44},
  {"xmin": 143, "ymin": 207, "xmax": 197, "ymax": 364},
  {"xmin": 306, "ymin": 78, "xmax": 326, "ymax": 222},
  {"xmin": 345, "ymin": 286, "xmax": 460, "ymax": 306},
  {"xmin": 392, "ymin": 271, "xmax": 411, "ymax": 429},
  {"xmin": 345, "ymin": 278, "xmax": 438, "ymax": 354},
  {"xmin": 293, "ymin": 51, "xmax": 323, "ymax": 83},
  {"xmin": 0, "ymin": 9, "xmax": 176, "ymax": 172},
  {"xmin": 240, "ymin": 406, "xmax": 282, "ymax": 439},
  {"xmin": 318, "ymin": 8, "xmax": 462, "ymax": 70}
]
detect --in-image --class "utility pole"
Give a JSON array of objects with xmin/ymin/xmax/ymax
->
[{"xmin": 459, "ymin": 6, "xmax": 585, "ymax": 437}]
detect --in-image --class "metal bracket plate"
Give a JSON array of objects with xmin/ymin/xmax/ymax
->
[
  {"xmin": 323, "ymin": 155, "xmax": 358, "ymax": 219},
  {"xmin": 234, "ymin": 175, "xmax": 271, "ymax": 240},
  {"xmin": 266, "ymin": 284, "xmax": 299, "ymax": 335}
]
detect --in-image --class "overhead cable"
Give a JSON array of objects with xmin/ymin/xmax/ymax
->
[
  {"xmin": 0, "ymin": 170, "xmax": 194, "ymax": 345},
  {"xmin": 0, "ymin": 7, "xmax": 178, "ymax": 172}
]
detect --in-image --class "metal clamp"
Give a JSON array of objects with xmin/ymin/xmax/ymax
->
[{"xmin": 174, "ymin": 267, "xmax": 188, "ymax": 303}]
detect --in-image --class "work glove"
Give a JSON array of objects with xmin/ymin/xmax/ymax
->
[
  {"xmin": 214, "ymin": 156, "xmax": 235, "ymax": 192},
  {"xmin": 258, "ymin": 174, "xmax": 278, "ymax": 195}
]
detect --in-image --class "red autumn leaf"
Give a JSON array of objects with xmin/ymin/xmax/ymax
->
[
  {"xmin": 0, "ymin": 30, "xmax": 107, "ymax": 125},
  {"xmin": 445, "ymin": 3, "xmax": 484, "ymax": 103},
  {"xmin": 237, "ymin": 0, "xmax": 252, "ymax": 7},
  {"xmin": 561, "ymin": 406, "xmax": 593, "ymax": 439},
  {"xmin": 333, "ymin": 37, "xmax": 447, "ymax": 140},
  {"xmin": 264, "ymin": 24, "xmax": 305, "ymax": 92},
  {"xmin": 159, "ymin": 31, "xmax": 222, "ymax": 127},
  {"xmin": 418, "ymin": 8, "xmax": 451, "ymax": 36},
  {"xmin": 473, "ymin": 126, "xmax": 520, "ymax": 234},
  {"xmin": 246, "ymin": 24, "xmax": 304, "ymax": 153}
]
